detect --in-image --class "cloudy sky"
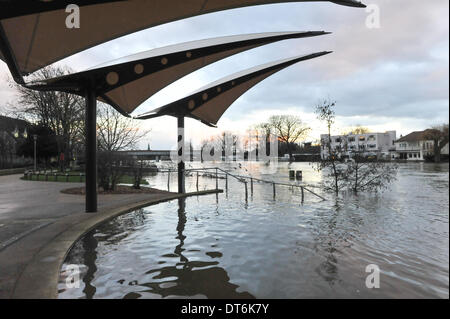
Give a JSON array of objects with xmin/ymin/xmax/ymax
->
[{"xmin": 0, "ymin": 0, "xmax": 448, "ymax": 150}]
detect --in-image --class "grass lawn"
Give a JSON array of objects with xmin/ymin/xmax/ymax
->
[{"xmin": 21, "ymin": 173, "xmax": 149, "ymax": 185}]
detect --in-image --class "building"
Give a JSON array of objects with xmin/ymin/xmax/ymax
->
[
  {"xmin": 393, "ymin": 130, "xmax": 449, "ymax": 161},
  {"xmin": 320, "ymin": 131, "xmax": 396, "ymax": 160}
]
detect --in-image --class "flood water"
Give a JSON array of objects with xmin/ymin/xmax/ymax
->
[{"xmin": 58, "ymin": 162, "xmax": 449, "ymax": 299}]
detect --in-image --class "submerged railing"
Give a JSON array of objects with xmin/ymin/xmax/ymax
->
[{"xmin": 159, "ymin": 167, "xmax": 326, "ymax": 202}]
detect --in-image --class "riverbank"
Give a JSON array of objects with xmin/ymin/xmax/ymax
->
[{"xmin": 0, "ymin": 174, "xmax": 222, "ymax": 298}]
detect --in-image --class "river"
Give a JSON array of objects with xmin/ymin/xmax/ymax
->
[{"xmin": 58, "ymin": 162, "xmax": 449, "ymax": 298}]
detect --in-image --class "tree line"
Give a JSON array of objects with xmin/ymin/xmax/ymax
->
[{"xmin": 4, "ymin": 65, "xmax": 150, "ymax": 190}]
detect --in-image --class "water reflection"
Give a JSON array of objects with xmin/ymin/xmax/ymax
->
[
  {"xmin": 82, "ymin": 232, "xmax": 97, "ymax": 298},
  {"xmin": 60, "ymin": 198, "xmax": 253, "ymax": 299}
]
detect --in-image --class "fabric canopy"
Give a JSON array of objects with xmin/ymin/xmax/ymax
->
[
  {"xmin": 136, "ymin": 51, "xmax": 331, "ymax": 126},
  {"xmin": 0, "ymin": 0, "xmax": 365, "ymax": 81},
  {"xmin": 24, "ymin": 31, "xmax": 329, "ymax": 115}
]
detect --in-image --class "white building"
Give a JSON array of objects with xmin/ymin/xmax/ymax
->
[
  {"xmin": 320, "ymin": 131, "xmax": 396, "ymax": 160},
  {"xmin": 393, "ymin": 130, "xmax": 449, "ymax": 161}
]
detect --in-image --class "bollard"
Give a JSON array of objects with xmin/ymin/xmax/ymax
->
[
  {"xmin": 45, "ymin": 173, "xmax": 48, "ymax": 181},
  {"xmin": 66, "ymin": 173, "xmax": 69, "ymax": 182},
  {"xmin": 289, "ymin": 170, "xmax": 295, "ymax": 180},
  {"xmin": 296, "ymin": 170, "xmax": 302, "ymax": 180},
  {"xmin": 54, "ymin": 173, "xmax": 57, "ymax": 181},
  {"xmin": 225, "ymin": 173, "xmax": 228, "ymax": 191},
  {"xmin": 80, "ymin": 173, "xmax": 83, "ymax": 182},
  {"xmin": 250, "ymin": 178, "xmax": 253, "ymax": 195}
]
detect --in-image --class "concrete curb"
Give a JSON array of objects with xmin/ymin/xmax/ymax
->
[
  {"xmin": 0, "ymin": 168, "xmax": 26, "ymax": 176},
  {"xmin": 10, "ymin": 189, "xmax": 223, "ymax": 299}
]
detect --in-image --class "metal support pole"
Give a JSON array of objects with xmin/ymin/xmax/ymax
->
[
  {"xmin": 250, "ymin": 178, "xmax": 253, "ymax": 195},
  {"xmin": 85, "ymin": 87, "xmax": 97, "ymax": 213},
  {"xmin": 225, "ymin": 173, "xmax": 228, "ymax": 192},
  {"xmin": 33, "ymin": 134, "xmax": 37, "ymax": 172},
  {"xmin": 273, "ymin": 182, "xmax": 276, "ymax": 199},
  {"xmin": 177, "ymin": 116, "xmax": 185, "ymax": 194}
]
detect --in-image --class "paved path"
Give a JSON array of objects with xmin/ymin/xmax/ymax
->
[{"xmin": 0, "ymin": 174, "xmax": 221, "ymax": 298}]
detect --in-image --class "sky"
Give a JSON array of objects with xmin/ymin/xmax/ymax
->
[{"xmin": 0, "ymin": 0, "xmax": 448, "ymax": 150}]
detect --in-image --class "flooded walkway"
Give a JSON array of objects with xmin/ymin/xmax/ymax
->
[{"xmin": 0, "ymin": 174, "xmax": 219, "ymax": 298}]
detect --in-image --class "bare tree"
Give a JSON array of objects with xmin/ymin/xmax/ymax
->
[
  {"xmin": 264, "ymin": 115, "xmax": 310, "ymax": 160},
  {"xmin": 315, "ymin": 99, "xmax": 341, "ymax": 194},
  {"xmin": 212, "ymin": 131, "xmax": 239, "ymax": 159},
  {"xmin": 11, "ymin": 66, "xmax": 85, "ymax": 170},
  {"xmin": 95, "ymin": 103, "xmax": 150, "ymax": 191},
  {"xmin": 96, "ymin": 103, "xmax": 149, "ymax": 152},
  {"xmin": 424, "ymin": 124, "xmax": 449, "ymax": 163},
  {"xmin": 343, "ymin": 154, "xmax": 398, "ymax": 194},
  {"xmin": 316, "ymin": 99, "xmax": 397, "ymax": 195}
]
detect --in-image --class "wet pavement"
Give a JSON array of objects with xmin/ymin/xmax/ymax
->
[{"xmin": 0, "ymin": 174, "xmax": 200, "ymax": 298}]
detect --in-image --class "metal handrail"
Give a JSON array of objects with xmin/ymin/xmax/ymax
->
[{"xmin": 159, "ymin": 166, "xmax": 326, "ymax": 201}]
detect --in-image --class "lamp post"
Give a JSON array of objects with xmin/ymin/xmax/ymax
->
[{"xmin": 33, "ymin": 134, "xmax": 37, "ymax": 172}]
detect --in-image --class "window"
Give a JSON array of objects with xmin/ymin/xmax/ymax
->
[
  {"xmin": 368, "ymin": 135, "xmax": 376, "ymax": 141},
  {"xmin": 335, "ymin": 138, "xmax": 341, "ymax": 143},
  {"xmin": 413, "ymin": 153, "xmax": 417, "ymax": 158},
  {"xmin": 359, "ymin": 136, "xmax": 366, "ymax": 141},
  {"xmin": 348, "ymin": 136, "xmax": 355, "ymax": 142},
  {"xmin": 409, "ymin": 153, "xmax": 412, "ymax": 158}
]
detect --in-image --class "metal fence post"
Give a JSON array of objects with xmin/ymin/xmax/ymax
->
[
  {"xmin": 215, "ymin": 168, "xmax": 218, "ymax": 190},
  {"xmin": 301, "ymin": 186, "xmax": 305, "ymax": 203},
  {"xmin": 273, "ymin": 182, "xmax": 276, "ymax": 199}
]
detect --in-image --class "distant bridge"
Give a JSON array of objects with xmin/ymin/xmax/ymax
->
[{"xmin": 116, "ymin": 150, "xmax": 172, "ymax": 161}]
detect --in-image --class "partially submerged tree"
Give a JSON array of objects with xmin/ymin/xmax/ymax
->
[
  {"xmin": 315, "ymin": 99, "xmax": 341, "ymax": 194},
  {"xmin": 315, "ymin": 99, "xmax": 397, "ymax": 195},
  {"xmin": 423, "ymin": 124, "xmax": 449, "ymax": 163},
  {"xmin": 342, "ymin": 154, "xmax": 398, "ymax": 194}
]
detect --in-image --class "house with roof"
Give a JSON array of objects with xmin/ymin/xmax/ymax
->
[{"xmin": 393, "ymin": 129, "xmax": 449, "ymax": 161}]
